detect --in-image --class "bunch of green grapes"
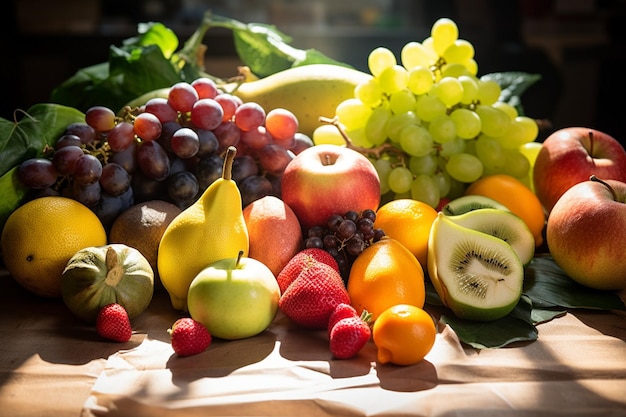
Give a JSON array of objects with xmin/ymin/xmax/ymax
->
[{"xmin": 316, "ymin": 18, "xmax": 541, "ymax": 208}]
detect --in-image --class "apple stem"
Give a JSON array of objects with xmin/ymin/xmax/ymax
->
[
  {"xmin": 588, "ymin": 131, "xmax": 594, "ymax": 157},
  {"xmin": 235, "ymin": 250, "xmax": 244, "ymax": 268},
  {"xmin": 590, "ymin": 175, "xmax": 617, "ymax": 201},
  {"xmin": 318, "ymin": 116, "xmax": 405, "ymax": 160}
]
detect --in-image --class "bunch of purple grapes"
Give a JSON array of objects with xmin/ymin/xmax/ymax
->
[
  {"xmin": 16, "ymin": 77, "xmax": 313, "ymax": 230},
  {"xmin": 304, "ymin": 209, "xmax": 385, "ymax": 283}
]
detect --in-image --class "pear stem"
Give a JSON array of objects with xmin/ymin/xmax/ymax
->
[
  {"xmin": 222, "ymin": 146, "xmax": 237, "ymax": 180},
  {"xmin": 235, "ymin": 250, "xmax": 244, "ymax": 268},
  {"xmin": 590, "ymin": 175, "xmax": 617, "ymax": 201}
]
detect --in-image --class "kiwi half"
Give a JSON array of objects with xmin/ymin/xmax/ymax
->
[
  {"xmin": 441, "ymin": 195, "xmax": 509, "ymax": 216},
  {"xmin": 445, "ymin": 208, "xmax": 535, "ymax": 266},
  {"xmin": 427, "ymin": 212, "xmax": 524, "ymax": 321}
]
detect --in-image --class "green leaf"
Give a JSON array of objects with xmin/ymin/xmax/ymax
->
[
  {"xmin": 523, "ymin": 255, "xmax": 626, "ymax": 311},
  {"xmin": 0, "ymin": 166, "xmax": 30, "ymax": 232},
  {"xmin": 440, "ymin": 295, "xmax": 538, "ymax": 349},
  {"xmin": 481, "ymin": 71, "xmax": 542, "ymax": 116},
  {"xmin": 0, "ymin": 104, "xmax": 85, "ymax": 178},
  {"xmin": 531, "ymin": 308, "xmax": 566, "ymax": 325}
]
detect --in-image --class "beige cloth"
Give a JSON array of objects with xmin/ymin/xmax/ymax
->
[{"xmin": 1, "ymin": 269, "xmax": 625, "ymax": 417}]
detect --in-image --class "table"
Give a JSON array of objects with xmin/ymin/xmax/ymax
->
[{"xmin": 1, "ymin": 268, "xmax": 625, "ymax": 417}]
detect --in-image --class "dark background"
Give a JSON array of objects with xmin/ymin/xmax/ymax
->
[{"xmin": 2, "ymin": 0, "xmax": 625, "ymax": 143}]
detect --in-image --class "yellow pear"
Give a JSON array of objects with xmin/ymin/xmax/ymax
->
[{"xmin": 157, "ymin": 146, "xmax": 249, "ymax": 311}]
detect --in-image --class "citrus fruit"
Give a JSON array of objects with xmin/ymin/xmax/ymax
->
[
  {"xmin": 372, "ymin": 304, "xmax": 437, "ymax": 366},
  {"xmin": 109, "ymin": 200, "xmax": 181, "ymax": 286},
  {"xmin": 347, "ymin": 237, "xmax": 425, "ymax": 322},
  {"xmin": 243, "ymin": 195, "xmax": 303, "ymax": 277},
  {"xmin": 0, "ymin": 196, "xmax": 107, "ymax": 297},
  {"xmin": 464, "ymin": 174, "xmax": 546, "ymax": 246},
  {"xmin": 373, "ymin": 199, "xmax": 438, "ymax": 267}
]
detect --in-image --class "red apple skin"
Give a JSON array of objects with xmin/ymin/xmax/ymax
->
[
  {"xmin": 533, "ymin": 127, "xmax": 626, "ymax": 214},
  {"xmin": 281, "ymin": 144, "xmax": 380, "ymax": 231},
  {"xmin": 546, "ymin": 178, "xmax": 626, "ymax": 290}
]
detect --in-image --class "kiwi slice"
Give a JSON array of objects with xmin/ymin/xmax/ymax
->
[
  {"xmin": 445, "ymin": 208, "xmax": 535, "ymax": 266},
  {"xmin": 427, "ymin": 213, "xmax": 524, "ymax": 321},
  {"xmin": 441, "ymin": 195, "xmax": 509, "ymax": 216}
]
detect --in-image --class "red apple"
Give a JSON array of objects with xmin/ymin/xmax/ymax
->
[
  {"xmin": 281, "ymin": 144, "xmax": 380, "ymax": 231},
  {"xmin": 546, "ymin": 176, "xmax": 626, "ymax": 290},
  {"xmin": 533, "ymin": 127, "xmax": 626, "ymax": 214}
]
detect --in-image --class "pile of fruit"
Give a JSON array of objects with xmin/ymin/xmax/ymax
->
[{"xmin": 1, "ymin": 14, "xmax": 625, "ymax": 364}]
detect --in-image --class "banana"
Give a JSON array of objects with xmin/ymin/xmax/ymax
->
[{"xmin": 123, "ymin": 64, "xmax": 372, "ymax": 137}]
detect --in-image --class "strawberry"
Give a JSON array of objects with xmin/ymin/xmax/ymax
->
[
  {"xmin": 168, "ymin": 318, "xmax": 212, "ymax": 357},
  {"xmin": 329, "ymin": 313, "xmax": 372, "ymax": 359},
  {"xmin": 327, "ymin": 302, "xmax": 358, "ymax": 337},
  {"xmin": 279, "ymin": 261, "xmax": 350, "ymax": 329},
  {"xmin": 277, "ymin": 248, "xmax": 340, "ymax": 293},
  {"xmin": 96, "ymin": 303, "xmax": 132, "ymax": 343}
]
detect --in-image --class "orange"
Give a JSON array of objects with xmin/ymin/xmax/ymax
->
[
  {"xmin": 372, "ymin": 304, "xmax": 437, "ymax": 365},
  {"xmin": 465, "ymin": 174, "xmax": 545, "ymax": 247},
  {"xmin": 0, "ymin": 196, "xmax": 107, "ymax": 298},
  {"xmin": 373, "ymin": 199, "xmax": 438, "ymax": 268},
  {"xmin": 243, "ymin": 195, "xmax": 303, "ymax": 277},
  {"xmin": 347, "ymin": 237, "xmax": 425, "ymax": 322}
]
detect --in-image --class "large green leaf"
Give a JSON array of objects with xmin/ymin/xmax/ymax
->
[
  {"xmin": 523, "ymin": 255, "xmax": 626, "ymax": 310},
  {"xmin": 481, "ymin": 71, "xmax": 542, "ymax": 116},
  {"xmin": 0, "ymin": 104, "xmax": 85, "ymax": 178},
  {"xmin": 440, "ymin": 295, "xmax": 538, "ymax": 349}
]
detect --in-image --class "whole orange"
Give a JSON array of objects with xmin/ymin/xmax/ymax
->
[
  {"xmin": 1, "ymin": 196, "xmax": 107, "ymax": 297},
  {"xmin": 465, "ymin": 174, "xmax": 545, "ymax": 246},
  {"xmin": 373, "ymin": 199, "xmax": 438, "ymax": 267},
  {"xmin": 372, "ymin": 304, "xmax": 437, "ymax": 365},
  {"xmin": 347, "ymin": 237, "xmax": 425, "ymax": 322}
]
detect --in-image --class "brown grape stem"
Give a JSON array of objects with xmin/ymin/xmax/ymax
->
[{"xmin": 318, "ymin": 116, "xmax": 405, "ymax": 160}]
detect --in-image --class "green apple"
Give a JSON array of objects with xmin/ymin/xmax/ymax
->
[{"xmin": 187, "ymin": 251, "xmax": 280, "ymax": 340}]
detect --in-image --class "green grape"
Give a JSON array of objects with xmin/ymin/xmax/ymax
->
[
  {"xmin": 518, "ymin": 141, "xmax": 542, "ymax": 192},
  {"xmin": 411, "ymin": 174, "xmax": 440, "ymax": 208},
  {"xmin": 388, "ymin": 166, "xmax": 413, "ymax": 194},
  {"xmin": 477, "ymin": 79, "xmax": 501, "ymax": 105},
  {"xmin": 443, "ymin": 39, "xmax": 475, "ymax": 64},
  {"xmin": 431, "ymin": 18, "xmax": 458, "ymax": 56},
  {"xmin": 465, "ymin": 58, "xmax": 478, "ymax": 75},
  {"xmin": 428, "ymin": 114, "xmax": 457, "ymax": 144},
  {"xmin": 374, "ymin": 158, "xmax": 392, "ymax": 195},
  {"xmin": 432, "ymin": 170, "xmax": 452, "ymax": 198},
  {"xmin": 312, "ymin": 124, "xmax": 344, "ymax": 146},
  {"xmin": 365, "ymin": 106, "xmax": 392, "ymax": 146},
  {"xmin": 475, "ymin": 104, "xmax": 511, "ymax": 138},
  {"xmin": 440, "ymin": 63, "xmax": 472, "ymax": 78},
  {"xmin": 492, "ymin": 101, "xmax": 518, "ymax": 119},
  {"xmin": 450, "ymin": 108, "xmax": 481, "ymax": 139},
  {"xmin": 368, "ymin": 47, "xmax": 396, "ymax": 77},
  {"xmin": 409, "ymin": 153, "xmax": 438, "ymax": 175},
  {"xmin": 445, "ymin": 152, "xmax": 483, "ymax": 183},
  {"xmin": 355, "ymin": 78, "xmax": 383, "ymax": 107},
  {"xmin": 401, "ymin": 41, "xmax": 437, "ymax": 70},
  {"xmin": 433, "ymin": 76, "xmax": 463, "ymax": 107},
  {"xmin": 503, "ymin": 149, "xmax": 531, "ymax": 179},
  {"xmin": 399, "ymin": 125, "xmax": 434, "ymax": 157},
  {"xmin": 386, "ymin": 111, "xmax": 419, "ymax": 142},
  {"xmin": 389, "ymin": 89, "xmax": 417, "ymax": 114},
  {"xmin": 378, "ymin": 65, "xmax": 409, "ymax": 95},
  {"xmin": 346, "ymin": 127, "xmax": 373, "ymax": 148},
  {"xmin": 439, "ymin": 136, "xmax": 466, "ymax": 157},
  {"xmin": 446, "ymin": 175, "xmax": 467, "ymax": 200},
  {"xmin": 407, "ymin": 66, "xmax": 434, "ymax": 95},
  {"xmin": 458, "ymin": 75, "xmax": 479, "ymax": 104},
  {"xmin": 496, "ymin": 116, "xmax": 539, "ymax": 149},
  {"xmin": 474, "ymin": 134, "xmax": 506, "ymax": 170},
  {"xmin": 415, "ymin": 94, "xmax": 446, "ymax": 122},
  {"xmin": 335, "ymin": 98, "xmax": 372, "ymax": 131}
]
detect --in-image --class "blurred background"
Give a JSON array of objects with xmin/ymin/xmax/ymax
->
[{"xmin": 2, "ymin": 0, "xmax": 625, "ymax": 142}]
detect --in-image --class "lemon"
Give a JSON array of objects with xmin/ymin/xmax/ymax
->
[{"xmin": 1, "ymin": 196, "xmax": 107, "ymax": 297}]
